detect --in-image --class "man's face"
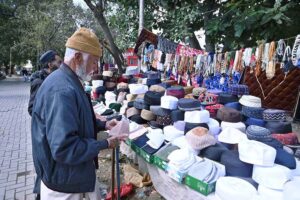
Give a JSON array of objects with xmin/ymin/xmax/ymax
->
[
  {"xmin": 75, "ymin": 53, "xmax": 99, "ymax": 82},
  {"xmin": 49, "ymin": 55, "xmax": 62, "ymax": 72}
]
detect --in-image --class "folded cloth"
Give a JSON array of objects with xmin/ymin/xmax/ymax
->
[
  {"xmin": 220, "ymin": 150, "xmax": 253, "ymax": 178},
  {"xmin": 263, "ymin": 109, "xmax": 287, "ymax": 121},
  {"xmin": 217, "ymin": 107, "xmax": 242, "ymax": 123},
  {"xmin": 166, "ymin": 86, "xmax": 185, "ymax": 99},
  {"xmin": 184, "ymin": 122, "xmax": 209, "ymax": 134},
  {"xmin": 150, "ymin": 105, "xmax": 171, "ymax": 116},
  {"xmin": 241, "ymin": 106, "xmax": 264, "ymax": 119},
  {"xmin": 206, "ymin": 89, "xmax": 223, "ymax": 95},
  {"xmin": 265, "ymin": 121, "xmax": 292, "ymax": 133},
  {"xmin": 109, "ymin": 118, "xmax": 130, "ymax": 136},
  {"xmin": 141, "ymin": 109, "xmax": 156, "ymax": 121},
  {"xmin": 146, "ymin": 78, "xmax": 161, "ymax": 87},
  {"xmin": 224, "ymin": 102, "xmax": 242, "ymax": 111},
  {"xmin": 228, "ymin": 84, "xmax": 249, "ymax": 96},
  {"xmin": 171, "ymin": 109, "xmax": 184, "ymax": 122},
  {"xmin": 246, "ymin": 125, "xmax": 272, "ymax": 142},
  {"xmin": 205, "ymin": 104, "xmax": 224, "ymax": 118},
  {"xmin": 271, "ymin": 132, "xmax": 299, "ymax": 145},
  {"xmin": 239, "ymin": 95, "xmax": 262, "ymax": 108},
  {"xmin": 178, "ymin": 98, "xmax": 201, "ymax": 111},
  {"xmin": 218, "ymin": 93, "xmax": 238, "ymax": 104},
  {"xmin": 144, "ymin": 91, "xmax": 163, "ymax": 105},
  {"xmin": 245, "ymin": 118, "xmax": 266, "ymax": 127},
  {"xmin": 185, "ymin": 127, "xmax": 217, "ymax": 150},
  {"xmin": 161, "ymin": 95, "xmax": 178, "ymax": 110},
  {"xmin": 167, "ymin": 148, "xmax": 197, "ymax": 173},
  {"xmin": 184, "ymin": 110, "xmax": 210, "ymax": 124}
]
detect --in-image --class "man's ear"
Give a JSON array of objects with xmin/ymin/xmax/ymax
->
[{"xmin": 74, "ymin": 52, "xmax": 82, "ymax": 65}]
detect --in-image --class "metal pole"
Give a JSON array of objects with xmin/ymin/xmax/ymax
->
[
  {"xmin": 9, "ymin": 47, "xmax": 12, "ymax": 77},
  {"xmin": 116, "ymin": 147, "xmax": 121, "ymax": 200},
  {"xmin": 138, "ymin": 0, "xmax": 144, "ymax": 35},
  {"xmin": 111, "ymin": 148, "xmax": 115, "ymax": 200}
]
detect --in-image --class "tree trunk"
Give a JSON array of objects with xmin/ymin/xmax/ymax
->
[
  {"xmin": 203, "ymin": 0, "xmax": 218, "ymax": 52},
  {"xmin": 188, "ymin": 32, "xmax": 202, "ymax": 50},
  {"xmin": 83, "ymin": 0, "xmax": 124, "ymax": 74}
]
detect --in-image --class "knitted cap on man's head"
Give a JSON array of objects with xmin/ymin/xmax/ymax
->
[{"xmin": 66, "ymin": 27, "xmax": 102, "ymax": 57}]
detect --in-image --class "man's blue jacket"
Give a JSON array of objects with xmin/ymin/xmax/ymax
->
[{"xmin": 31, "ymin": 63, "xmax": 108, "ymax": 193}]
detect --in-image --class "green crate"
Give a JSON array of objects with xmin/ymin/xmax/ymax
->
[
  {"xmin": 131, "ymin": 143, "xmax": 141, "ymax": 155},
  {"xmin": 184, "ymin": 175, "xmax": 216, "ymax": 196},
  {"xmin": 139, "ymin": 148, "xmax": 154, "ymax": 163},
  {"xmin": 125, "ymin": 139, "xmax": 132, "ymax": 147},
  {"xmin": 153, "ymin": 155, "xmax": 168, "ymax": 171}
]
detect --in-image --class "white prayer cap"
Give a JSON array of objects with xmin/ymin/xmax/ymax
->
[
  {"xmin": 215, "ymin": 177, "xmax": 257, "ymax": 200},
  {"xmin": 283, "ymin": 178, "xmax": 300, "ymax": 200},
  {"xmin": 238, "ymin": 139, "xmax": 276, "ymax": 167},
  {"xmin": 221, "ymin": 121, "xmax": 246, "ymax": 133},
  {"xmin": 161, "ymin": 95, "xmax": 178, "ymax": 110},
  {"xmin": 163, "ymin": 125, "xmax": 184, "ymax": 142},
  {"xmin": 252, "ymin": 164, "xmax": 292, "ymax": 190},
  {"xmin": 184, "ymin": 110, "xmax": 210, "ymax": 124},
  {"xmin": 129, "ymin": 84, "xmax": 148, "ymax": 94},
  {"xmin": 218, "ymin": 127, "xmax": 247, "ymax": 144},
  {"xmin": 207, "ymin": 118, "xmax": 220, "ymax": 136},
  {"xmin": 257, "ymin": 185, "xmax": 283, "ymax": 200}
]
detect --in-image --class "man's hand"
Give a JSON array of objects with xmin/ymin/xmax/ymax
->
[
  {"xmin": 106, "ymin": 134, "xmax": 128, "ymax": 149},
  {"xmin": 105, "ymin": 119, "xmax": 118, "ymax": 130}
]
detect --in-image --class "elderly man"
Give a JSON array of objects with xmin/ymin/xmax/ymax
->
[
  {"xmin": 28, "ymin": 50, "xmax": 62, "ymax": 116},
  {"xmin": 31, "ymin": 28, "xmax": 126, "ymax": 199}
]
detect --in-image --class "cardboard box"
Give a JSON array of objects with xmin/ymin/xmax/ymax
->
[
  {"xmin": 153, "ymin": 155, "xmax": 168, "ymax": 171},
  {"xmin": 139, "ymin": 148, "xmax": 154, "ymax": 164},
  {"xmin": 184, "ymin": 158, "xmax": 226, "ymax": 196},
  {"xmin": 184, "ymin": 175, "xmax": 216, "ymax": 196}
]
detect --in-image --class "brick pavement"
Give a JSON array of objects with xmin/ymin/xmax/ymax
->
[{"xmin": 0, "ymin": 80, "xmax": 36, "ymax": 200}]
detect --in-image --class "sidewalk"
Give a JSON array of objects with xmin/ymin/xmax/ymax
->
[{"xmin": 0, "ymin": 80, "xmax": 36, "ymax": 200}]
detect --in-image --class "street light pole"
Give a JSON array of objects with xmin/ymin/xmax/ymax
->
[{"xmin": 9, "ymin": 46, "xmax": 12, "ymax": 77}]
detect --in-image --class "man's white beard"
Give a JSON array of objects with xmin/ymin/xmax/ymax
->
[{"xmin": 75, "ymin": 62, "xmax": 91, "ymax": 82}]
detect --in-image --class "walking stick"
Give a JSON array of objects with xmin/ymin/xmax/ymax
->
[
  {"xmin": 116, "ymin": 147, "xmax": 121, "ymax": 200},
  {"xmin": 111, "ymin": 148, "xmax": 116, "ymax": 200}
]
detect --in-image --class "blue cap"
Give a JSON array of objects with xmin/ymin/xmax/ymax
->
[{"xmin": 39, "ymin": 50, "xmax": 57, "ymax": 64}]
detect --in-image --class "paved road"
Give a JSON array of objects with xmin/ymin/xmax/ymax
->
[{"xmin": 0, "ymin": 79, "xmax": 36, "ymax": 200}]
